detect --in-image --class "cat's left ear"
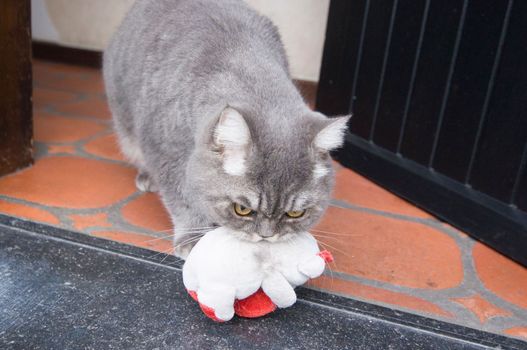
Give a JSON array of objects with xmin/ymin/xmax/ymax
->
[
  {"xmin": 313, "ymin": 115, "xmax": 351, "ymax": 152},
  {"xmin": 212, "ymin": 106, "xmax": 252, "ymax": 176}
]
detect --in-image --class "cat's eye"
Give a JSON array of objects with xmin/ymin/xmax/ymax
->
[
  {"xmin": 286, "ymin": 210, "xmax": 305, "ymax": 219},
  {"xmin": 234, "ymin": 203, "xmax": 254, "ymax": 216}
]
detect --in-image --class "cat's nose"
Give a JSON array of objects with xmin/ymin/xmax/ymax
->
[{"xmin": 258, "ymin": 231, "xmax": 276, "ymax": 238}]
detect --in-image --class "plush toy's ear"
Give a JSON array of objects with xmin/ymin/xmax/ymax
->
[
  {"xmin": 313, "ymin": 116, "xmax": 350, "ymax": 152},
  {"xmin": 212, "ymin": 106, "xmax": 252, "ymax": 176}
]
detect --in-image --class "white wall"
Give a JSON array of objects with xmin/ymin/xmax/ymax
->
[
  {"xmin": 31, "ymin": 0, "xmax": 329, "ymax": 81},
  {"xmin": 245, "ymin": 0, "xmax": 329, "ymax": 81}
]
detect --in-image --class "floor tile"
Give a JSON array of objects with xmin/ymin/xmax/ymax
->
[
  {"xmin": 92, "ymin": 230, "xmax": 173, "ymax": 253},
  {"xmin": 69, "ymin": 213, "xmax": 113, "ymax": 230},
  {"xmin": 473, "ymin": 242, "xmax": 527, "ymax": 309},
  {"xmin": 121, "ymin": 193, "xmax": 173, "ymax": 232},
  {"xmin": 32, "ymin": 62, "xmax": 63, "ymax": 85},
  {"xmin": 308, "ymin": 276, "xmax": 452, "ymax": 318},
  {"xmin": 33, "ymin": 59, "xmax": 99, "ymax": 76},
  {"xmin": 0, "ymin": 157, "xmax": 136, "ymax": 209},
  {"xmin": 0, "ymin": 199, "xmax": 59, "ymax": 225},
  {"xmin": 33, "ymin": 87, "xmax": 78, "ymax": 109},
  {"xmin": 452, "ymin": 294, "xmax": 512, "ymax": 323},
  {"xmin": 47, "ymin": 144, "xmax": 77, "ymax": 155},
  {"xmin": 503, "ymin": 327, "xmax": 527, "ymax": 341},
  {"xmin": 333, "ymin": 167, "xmax": 432, "ymax": 218},
  {"xmin": 84, "ymin": 134, "xmax": 126, "ymax": 162},
  {"xmin": 54, "ymin": 97, "xmax": 112, "ymax": 120},
  {"xmin": 34, "ymin": 111, "xmax": 107, "ymax": 143},
  {"xmin": 314, "ymin": 206, "xmax": 463, "ymax": 289},
  {"xmin": 37, "ymin": 74, "xmax": 105, "ymax": 94}
]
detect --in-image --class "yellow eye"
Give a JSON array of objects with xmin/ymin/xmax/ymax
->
[
  {"xmin": 286, "ymin": 210, "xmax": 305, "ymax": 218},
  {"xmin": 234, "ymin": 203, "xmax": 253, "ymax": 216}
]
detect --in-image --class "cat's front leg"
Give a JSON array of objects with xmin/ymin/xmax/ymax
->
[{"xmin": 135, "ymin": 170, "xmax": 159, "ymax": 192}]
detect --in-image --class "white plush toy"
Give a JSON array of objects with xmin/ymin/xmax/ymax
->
[{"xmin": 183, "ymin": 227, "xmax": 333, "ymax": 322}]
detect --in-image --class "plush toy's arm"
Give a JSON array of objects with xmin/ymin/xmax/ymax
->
[
  {"xmin": 298, "ymin": 250, "xmax": 334, "ymax": 279},
  {"xmin": 261, "ymin": 272, "xmax": 297, "ymax": 308},
  {"xmin": 196, "ymin": 285, "xmax": 236, "ymax": 322}
]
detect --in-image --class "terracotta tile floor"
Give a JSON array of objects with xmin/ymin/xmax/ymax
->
[{"xmin": 0, "ymin": 60, "xmax": 526, "ymax": 340}]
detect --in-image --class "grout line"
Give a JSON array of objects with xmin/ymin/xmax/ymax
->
[
  {"xmin": 329, "ymin": 198, "xmax": 440, "ymax": 225},
  {"xmin": 0, "ymin": 193, "xmax": 170, "ymax": 241},
  {"xmin": 42, "ymin": 105, "xmax": 112, "ymax": 125}
]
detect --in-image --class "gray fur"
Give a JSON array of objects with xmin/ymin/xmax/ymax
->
[{"xmin": 103, "ymin": 0, "xmax": 347, "ymax": 258}]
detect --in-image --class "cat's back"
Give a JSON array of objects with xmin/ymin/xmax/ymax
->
[
  {"xmin": 104, "ymin": 0, "xmax": 289, "ymax": 135},
  {"xmin": 104, "ymin": 0, "xmax": 287, "ymax": 85}
]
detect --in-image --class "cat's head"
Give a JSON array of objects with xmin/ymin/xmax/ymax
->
[{"xmin": 187, "ymin": 106, "xmax": 349, "ymax": 242}]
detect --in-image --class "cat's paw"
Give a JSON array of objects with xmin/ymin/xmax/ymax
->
[{"xmin": 135, "ymin": 172, "xmax": 158, "ymax": 192}]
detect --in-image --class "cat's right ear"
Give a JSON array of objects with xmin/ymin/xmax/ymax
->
[
  {"xmin": 211, "ymin": 107, "xmax": 252, "ymax": 176},
  {"xmin": 313, "ymin": 115, "xmax": 351, "ymax": 152}
]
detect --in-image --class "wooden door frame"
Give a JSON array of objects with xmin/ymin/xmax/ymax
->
[{"xmin": 0, "ymin": 0, "xmax": 33, "ymax": 177}]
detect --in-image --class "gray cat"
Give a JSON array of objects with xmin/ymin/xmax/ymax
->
[{"xmin": 103, "ymin": 0, "xmax": 349, "ymax": 258}]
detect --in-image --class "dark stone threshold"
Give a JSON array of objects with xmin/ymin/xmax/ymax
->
[{"xmin": 0, "ymin": 214, "xmax": 524, "ymax": 349}]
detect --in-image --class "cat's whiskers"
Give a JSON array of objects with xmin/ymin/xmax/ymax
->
[
  {"xmin": 140, "ymin": 228, "xmax": 210, "ymax": 245},
  {"xmin": 159, "ymin": 247, "xmax": 176, "ymax": 265},
  {"xmin": 140, "ymin": 233, "xmax": 177, "ymax": 244},
  {"xmin": 158, "ymin": 226, "xmax": 215, "ymax": 234},
  {"xmin": 310, "ymin": 233, "xmax": 344, "ymax": 242},
  {"xmin": 313, "ymin": 237, "xmax": 352, "ymax": 259},
  {"xmin": 310, "ymin": 228, "xmax": 363, "ymax": 237},
  {"xmin": 146, "ymin": 234, "xmax": 205, "ymax": 260},
  {"xmin": 147, "ymin": 246, "xmax": 178, "ymax": 260},
  {"xmin": 162, "ymin": 234, "xmax": 209, "ymax": 267},
  {"xmin": 174, "ymin": 234, "xmax": 206, "ymax": 247},
  {"xmin": 316, "ymin": 239, "xmax": 343, "ymax": 290}
]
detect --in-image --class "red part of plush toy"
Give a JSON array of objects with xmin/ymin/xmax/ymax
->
[
  {"xmin": 188, "ymin": 290, "xmax": 223, "ymax": 322},
  {"xmin": 188, "ymin": 289, "xmax": 276, "ymax": 321},
  {"xmin": 234, "ymin": 288, "xmax": 277, "ymax": 318},
  {"xmin": 317, "ymin": 250, "xmax": 334, "ymax": 263}
]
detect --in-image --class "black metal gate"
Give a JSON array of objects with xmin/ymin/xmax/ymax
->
[{"xmin": 317, "ymin": 0, "xmax": 527, "ymax": 266}]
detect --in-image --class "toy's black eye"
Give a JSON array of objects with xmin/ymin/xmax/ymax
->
[
  {"xmin": 286, "ymin": 210, "xmax": 305, "ymax": 219},
  {"xmin": 234, "ymin": 203, "xmax": 254, "ymax": 216}
]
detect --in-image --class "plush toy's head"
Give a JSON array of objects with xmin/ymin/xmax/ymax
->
[{"xmin": 183, "ymin": 227, "xmax": 333, "ymax": 322}]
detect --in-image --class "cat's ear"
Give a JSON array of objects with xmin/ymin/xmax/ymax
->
[
  {"xmin": 313, "ymin": 115, "xmax": 350, "ymax": 152},
  {"xmin": 212, "ymin": 106, "xmax": 252, "ymax": 176}
]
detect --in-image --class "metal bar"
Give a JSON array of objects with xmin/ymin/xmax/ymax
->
[
  {"xmin": 349, "ymin": 0, "xmax": 371, "ymax": 114},
  {"xmin": 465, "ymin": 0, "xmax": 514, "ymax": 184},
  {"xmin": 510, "ymin": 140, "xmax": 527, "ymax": 206},
  {"xmin": 369, "ymin": 0, "xmax": 399, "ymax": 141},
  {"xmin": 396, "ymin": 0, "xmax": 431, "ymax": 155},
  {"xmin": 428, "ymin": 0, "xmax": 469, "ymax": 169}
]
